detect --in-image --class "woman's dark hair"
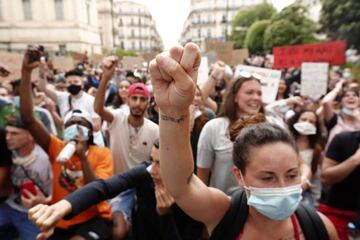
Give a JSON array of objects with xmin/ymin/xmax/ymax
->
[
  {"xmin": 233, "ymin": 122, "xmax": 298, "ymax": 173},
  {"xmin": 218, "ymin": 77, "xmax": 264, "ymax": 124},
  {"xmin": 287, "ymin": 110, "xmax": 323, "ymax": 174},
  {"xmin": 339, "ymin": 88, "xmax": 359, "ymax": 100},
  {"xmin": 112, "ymin": 79, "xmax": 131, "ymax": 108}
]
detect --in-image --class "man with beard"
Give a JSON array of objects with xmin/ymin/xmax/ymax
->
[{"xmin": 94, "ymin": 56, "xmax": 159, "ymax": 239}]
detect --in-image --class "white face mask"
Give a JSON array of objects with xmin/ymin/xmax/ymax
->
[{"xmin": 293, "ymin": 122, "xmax": 317, "ymax": 135}]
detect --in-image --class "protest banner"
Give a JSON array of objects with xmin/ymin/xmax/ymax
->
[
  {"xmin": 235, "ymin": 65, "xmax": 281, "ymax": 104},
  {"xmin": 197, "ymin": 57, "xmax": 209, "ymax": 87},
  {"xmin": 301, "ymin": 62, "xmax": 329, "ymax": 100},
  {"xmin": 273, "ymin": 40, "xmax": 346, "ymax": 69}
]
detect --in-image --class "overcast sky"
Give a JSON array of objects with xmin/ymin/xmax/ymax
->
[{"xmin": 130, "ymin": 0, "xmax": 296, "ymax": 50}]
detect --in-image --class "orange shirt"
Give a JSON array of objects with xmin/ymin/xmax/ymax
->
[{"xmin": 48, "ymin": 135, "xmax": 113, "ymax": 229}]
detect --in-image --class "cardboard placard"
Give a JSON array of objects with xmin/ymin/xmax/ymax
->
[
  {"xmin": 235, "ymin": 65, "xmax": 281, "ymax": 104},
  {"xmin": 121, "ymin": 56, "xmax": 145, "ymax": 70},
  {"xmin": 52, "ymin": 56, "xmax": 75, "ymax": 71},
  {"xmin": 229, "ymin": 49, "xmax": 249, "ymax": 66},
  {"xmin": 301, "ymin": 62, "xmax": 329, "ymax": 100},
  {"xmin": 273, "ymin": 40, "xmax": 346, "ymax": 69}
]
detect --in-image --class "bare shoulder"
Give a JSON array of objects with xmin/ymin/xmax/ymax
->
[{"xmin": 318, "ymin": 211, "xmax": 339, "ymax": 240}]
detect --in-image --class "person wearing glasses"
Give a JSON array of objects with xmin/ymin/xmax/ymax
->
[{"xmin": 148, "ymin": 43, "xmax": 338, "ymax": 240}]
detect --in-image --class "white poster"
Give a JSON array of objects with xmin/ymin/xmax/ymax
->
[
  {"xmin": 301, "ymin": 62, "xmax": 329, "ymax": 100},
  {"xmin": 197, "ymin": 57, "xmax": 209, "ymax": 87},
  {"xmin": 234, "ymin": 65, "xmax": 281, "ymax": 104}
]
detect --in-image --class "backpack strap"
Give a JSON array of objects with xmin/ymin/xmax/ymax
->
[
  {"xmin": 295, "ymin": 204, "xmax": 329, "ymax": 240},
  {"xmin": 210, "ymin": 189, "xmax": 249, "ymax": 240}
]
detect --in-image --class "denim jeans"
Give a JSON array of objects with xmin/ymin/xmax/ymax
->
[{"xmin": 0, "ymin": 202, "xmax": 40, "ymax": 240}]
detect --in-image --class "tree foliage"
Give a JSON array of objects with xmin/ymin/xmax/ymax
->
[
  {"xmin": 244, "ymin": 20, "xmax": 270, "ymax": 53},
  {"xmin": 264, "ymin": 3, "xmax": 317, "ymax": 51},
  {"xmin": 230, "ymin": 3, "xmax": 276, "ymax": 49},
  {"xmin": 115, "ymin": 48, "xmax": 138, "ymax": 58},
  {"xmin": 320, "ymin": 0, "xmax": 360, "ymax": 50}
]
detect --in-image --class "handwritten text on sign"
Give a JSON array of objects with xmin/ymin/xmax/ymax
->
[
  {"xmin": 273, "ymin": 41, "xmax": 346, "ymax": 69},
  {"xmin": 301, "ymin": 62, "xmax": 329, "ymax": 100}
]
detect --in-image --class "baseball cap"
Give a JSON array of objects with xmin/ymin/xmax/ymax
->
[
  {"xmin": 64, "ymin": 109, "xmax": 93, "ymax": 127},
  {"xmin": 128, "ymin": 83, "xmax": 150, "ymax": 99}
]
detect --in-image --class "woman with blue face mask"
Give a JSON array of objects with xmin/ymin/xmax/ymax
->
[{"xmin": 149, "ymin": 43, "xmax": 339, "ymax": 240}]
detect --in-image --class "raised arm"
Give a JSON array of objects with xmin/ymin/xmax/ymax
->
[
  {"xmin": 28, "ymin": 164, "xmax": 149, "ymax": 239},
  {"xmin": 20, "ymin": 50, "xmax": 50, "ymax": 151},
  {"xmin": 201, "ymin": 61, "xmax": 225, "ymax": 102},
  {"xmin": 321, "ymin": 79, "xmax": 344, "ymax": 122},
  {"xmin": 37, "ymin": 61, "xmax": 58, "ymax": 103},
  {"xmin": 93, "ymin": 56, "xmax": 118, "ymax": 123},
  {"xmin": 149, "ymin": 43, "xmax": 230, "ymax": 230}
]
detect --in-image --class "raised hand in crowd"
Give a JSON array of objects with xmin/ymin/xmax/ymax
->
[
  {"xmin": 150, "ymin": 43, "xmax": 200, "ymax": 116},
  {"xmin": 93, "ymin": 56, "xmax": 119, "ymax": 123},
  {"xmin": 101, "ymin": 55, "xmax": 119, "ymax": 81}
]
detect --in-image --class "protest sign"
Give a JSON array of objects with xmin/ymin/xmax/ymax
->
[
  {"xmin": 52, "ymin": 56, "xmax": 74, "ymax": 71},
  {"xmin": 229, "ymin": 49, "xmax": 249, "ymax": 66},
  {"xmin": 122, "ymin": 56, "xmax": 145, "ymax": 70},
  {"xmin": 273, "ymin": 40, "xmax": 346, "ymax": 69},
  {"xmin": 235, "ymin": 65, "xmax": 281, "ymax": 104},
  {"xmin": 197, "ymin": 57, "xmax": 209, "ymax": 87},
  {"xmin": 301, "ymin": 62, "xmax": 329, "ymax": 100}
]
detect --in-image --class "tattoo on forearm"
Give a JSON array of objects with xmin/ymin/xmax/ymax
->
[
  {"xmin": 186, "ymin": 173, "xmax": 193, "ymax": 184},
  {"xmin": 160, "ymin": 114, "xmax": 188, "ymax": 123}
]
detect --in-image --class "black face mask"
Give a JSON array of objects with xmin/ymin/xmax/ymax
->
[{"xmin": 67, "ymin": 84, "xmax": 82, "ymax": 95}]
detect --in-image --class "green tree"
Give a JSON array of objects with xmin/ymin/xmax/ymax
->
[
  {"xmin": 320, "ymin": 0, "xmax": 360, "ymax": 50},
  {"xmin": 244, "ymin": 20, "xmax": 270, "ymax": 53},
  {"xmin": 115, "ymin": 48, "xmax": 138, "ymax": 58},
  {"xmin": 264, "ymin": 3, "xmax": 317, "ymax": 51},
  {"xmin": 230, "ymin": 3, "xmax": 276, "ymax": 49}
]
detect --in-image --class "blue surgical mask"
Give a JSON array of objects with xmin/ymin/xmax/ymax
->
[
  {"xmin": 63, "ymin": 124, "xmax": 89, "ymax": 141},
  {"xmin": 342, "ymin": 107, "xmax": 353, "ymax": 116},
  {"xmin": 244, "ymin": 184, "xmax": 302, "ymax": 220}
]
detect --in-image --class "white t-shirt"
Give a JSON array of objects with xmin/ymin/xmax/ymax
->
[
  {"xmin": 56, "ymin": 91, "xmax": 99, "ymax": 119},
  {"xmin": 107, "ymin": 109, "xmax": 159, "ymax": 173},
  {"xmin": 197, "ymin": 117, "xmax": 240, "ymax": 195}
]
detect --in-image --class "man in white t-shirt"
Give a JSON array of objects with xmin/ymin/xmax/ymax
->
[
  {"xmin": 38, "ymin": 69, "xmax": 103, "ymax": 145},
  {"xmin": 94, "ymin": 56, "xmax": 159, "ymax": 239}
]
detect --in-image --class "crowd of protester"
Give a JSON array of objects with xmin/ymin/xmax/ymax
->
[{"xmin": 0, "ymin": 42, "xmax": 359, "ymax": 240}]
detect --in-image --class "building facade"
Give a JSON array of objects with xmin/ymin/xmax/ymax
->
[
  {"xmin": 0, "ymin": 0, "xmax": 102, "ymax": 54},
  {"xmin": 296, "ymin": 0, "xmax": 322, "ymax": 22},
  {"xmin": 113, "ymin": 0, "xmax": 163, "ymax": 53},
  {"xmin": 179, "ymin": 0, "xmax": 271, "ymax": 50}
]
